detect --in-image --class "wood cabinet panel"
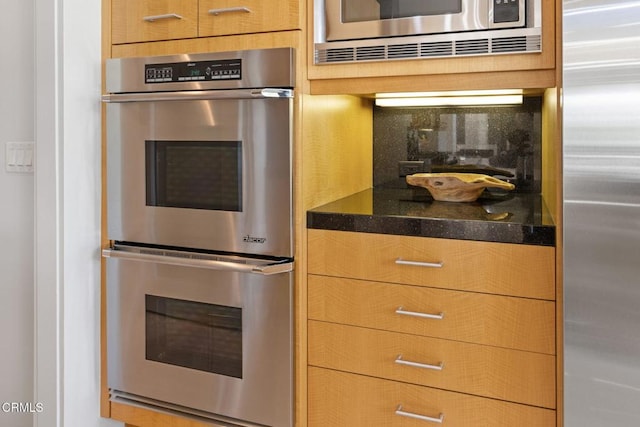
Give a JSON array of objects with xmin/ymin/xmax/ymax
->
[
  {"xmin": 307, "ymin": 229, "xmax": 555, "ymax": 299},
  {"xmin": 111, "ymin": 0, "xmax": 198, "ymax": 44},
  {"xmin": 308, "ymin": 275, "xmax": 556, "ymax": 354},
  {"xmin": 308, "ymin": 367, "xmax": 556, "ymax": 427},
  {"xmin": 199, "ymin": 0, "xmax": 300, "ymax": 37},
  {"xmin": 309, "ymin": 321, "xmax": 556, "ymax": 408}
]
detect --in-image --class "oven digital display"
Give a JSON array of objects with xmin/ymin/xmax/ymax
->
[
  {"xmin": 145, "ymin": 140, "xmax": 243, "ymax": 212},
  {"xmin": 145, "ymin": 295, "xmax": 243, "ymax": 378},
  {"xmin": 145, "ymin": 59, "xmax": 242, "ymax": 83}
]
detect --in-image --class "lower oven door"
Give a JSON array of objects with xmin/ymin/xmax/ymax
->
[{"xmin": 104, "ymin": 245, "xmax": 293, "ymax": 427}]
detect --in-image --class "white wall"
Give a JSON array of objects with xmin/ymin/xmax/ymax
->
[
  {"xmin": 0, "ymin": 1, "xmax": 35, "ymax": 427},
  {"xmin": 0, "ymin": 0, "xmax": 123, "ymax": 426}
]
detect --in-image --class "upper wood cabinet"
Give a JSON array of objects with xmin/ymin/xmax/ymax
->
[
  {"xmin": 111, "ymin": 0, "xmax": 301, "ymax": 45},
  {"xmin": 112, "ymin": 0, "xmax": 198, "ymax": 44},
  {"xmin": 199, "ymin": 0, "xmax": 300, "ymax": 37}
]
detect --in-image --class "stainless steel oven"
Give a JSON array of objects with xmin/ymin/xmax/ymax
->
[
  {"xmin": 102, "ymin": 48, "xmax": 295, "ymax": 427},
  {"xmin": 104, "ymin": 244, "xmax": 293, "ymax": 426},
  {"xmin": 104, "ymin": 48, "xmax": 294, "ymax": 257}
]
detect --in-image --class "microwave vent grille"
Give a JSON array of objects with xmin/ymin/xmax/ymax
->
[
  {"xmin": 455, "ymin": 39, "xmax": 490, "ymax": 56},
  {"xmin": 420, "ymin": 41, "xmax": 454, "ymax": 57},
  {"xmin": 315, "ymin": 33, "xmax": 542, "ymax": 64},
  {"xmin": 356, "ymin": 46, "xmax": 386, "ymax": 61},
  {"xmin": 492, "ymin": 35, "xmax": 541, "ymax": 53},
  {"xmin": 388, "ymin": 44, "xmax": 419, "ymax": 59}
]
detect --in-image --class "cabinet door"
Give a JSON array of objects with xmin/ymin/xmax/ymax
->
[
  {"xmin": 112, "ymin": 0, "xmax": 198, "ymax": 44},
  {"xmin": 199, "ymin": 0, "xmax": 300, "ymax": 37}
]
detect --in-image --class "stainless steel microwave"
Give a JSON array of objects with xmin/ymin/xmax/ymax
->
[{"xmin": 314, "ymin": 0, "xmax": 542, "ymax": 64}]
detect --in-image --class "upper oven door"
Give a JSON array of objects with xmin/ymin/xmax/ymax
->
[
  {"xmin": 323, "ymin": 0, "xmax": 525, "ymax": 41},
  {"xmin": 105, "ymin": 89, "xmax": 293, "ymax": 257}
]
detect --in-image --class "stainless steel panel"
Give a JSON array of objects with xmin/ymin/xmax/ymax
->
[
  {"xmin": 321, "ymin": 0, "xmax": 530, "ymax": 41},
  {"xmin": 324, "ymin": 0, "xmax": 525, "ymax": 40},
  {"xmin": 105, "ymin": 48, "xmax": 294, "ymax": 94},
  {"xmin": 564, "ymin": 1, "xmax": 640, "ymax": 425},
  {"xmin": 106, "ymin": 253, "xmax": 293, "ymax": 426},
  {"xmin": 314, "ymin": 0, "xmax": 541, "ymax": 64},
  {"xmin": 105, "ymin": 92, "xmax": 293, "ymax": 257}
]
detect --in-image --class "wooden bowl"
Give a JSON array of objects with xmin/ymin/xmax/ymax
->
[{"xmin": 406, "ymin": 173, "xmax": 515, "ymax": 202}]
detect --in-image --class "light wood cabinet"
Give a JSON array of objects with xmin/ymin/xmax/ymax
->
[
  {"xmin": 309, "ymin": 321, "xmax": 556, "ymax": 408},
  {"xmin": 308, "ymin": 275, "xmax": 556, "ymax": 354},
  {"xmin": 199, "ymin": 0, "xmax": 299, "ymax": 37},
  {"xmin": 112, "ymin": 0, "xmax": 301, "ymax": 45},
  {"xmin": 111, "ymin": 0, "xmax": 198, "ymax": 44},
  {"xmin": 309, "ymin": 367, "xmax": 556, "ymax": 427},
  {"xmin": 307, "ymin": 229, "xmax": 557, "ymax": 425},
  {"xmin": 307, "ymin": 229, "xmax": 556, "ymax": 299}
]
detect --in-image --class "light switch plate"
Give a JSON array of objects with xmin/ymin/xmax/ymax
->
[{"xmin": 5, "ymin": 141, "xmax": 35, "ymax": 173}]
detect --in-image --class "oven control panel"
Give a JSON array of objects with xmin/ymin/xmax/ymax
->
[{"xmin": 145, "ymin": 59, "xmax": 242, "ymax": 84}]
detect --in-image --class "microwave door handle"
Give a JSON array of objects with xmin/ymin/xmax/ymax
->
[{"xmin": 101, "ymin": 249, "xmax": 293, "ymax": 275}]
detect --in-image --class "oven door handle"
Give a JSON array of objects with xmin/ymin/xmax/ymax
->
[
  {"xmin": 102, "ymin": 88, "xmax": 293, "ymax": 103},
  {"xmin": 102, "ymin": 248, "xmax": 293, "ymax": 275}
]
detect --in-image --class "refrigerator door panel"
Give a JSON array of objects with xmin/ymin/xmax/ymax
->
[{"xmin": 564, "ymin": 0, "xmax": 640, "ymax": 425}]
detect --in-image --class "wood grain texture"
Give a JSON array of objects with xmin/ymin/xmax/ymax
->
[
  {"xmin": 111, "ymin": 0, "xmax": 198, "ymax": 44},
  {"xmin": 309, "ymin": 321, "xmax": 556, "ymax": 408},
  {"xmin": 308, "ymin": 367, "xmax": 556, "ymax": 427},
  {"xmin": 308, "ymin": 275, "xmax": 556, "ymax": 354},
  {"xmin": 111, "ymin": 402, "xmax": 215, "ymax": 427},
  {"xmin": 307, "ymin": 229, "xmax": 556, "ymax": 300},
  {"xmin": 301, "ymin": 94, "xmax": 373, "ymax": 210},
  {"xmin": 199, "ymin": 0, "xmax": 300, "ymax": 37},
  {"xmin": 309, "ymin": 69, "xmax": 557, "ymax": 95},
  {"xmin": 111, "ymin": 30, "xmax": 304, "ymax": 59}
]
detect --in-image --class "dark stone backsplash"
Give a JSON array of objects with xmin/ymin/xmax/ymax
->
[{"xmin": 373, "ymin": 97, "xmax": 543, "ymax": 193}]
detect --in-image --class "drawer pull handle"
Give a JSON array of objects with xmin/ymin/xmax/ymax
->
[
  {"xmin": 395, "ymin": 355, "xmax": 444, "ymax": 371},
  {"xmin": 395, "ymin": 306, "xmax": 444, "ymax": 320},
  {"xmin": 208, "ymin": 7, "xmax": 252, "ymax": 16},
  {"xmin": 395, "ymin": 405, "xmax": 444, "ymax": 424},
  {"xmin": 143, "ymin": 13, "xmax": 183, "ymax": 22},
  {"xmin": 395, "ymin": 258, "xmax": 443, "ymax": 268}
]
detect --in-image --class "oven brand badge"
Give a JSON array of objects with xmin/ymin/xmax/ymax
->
[{"xmin": 243, "ymin": 235, "xmax": 267, "ymax": 244}]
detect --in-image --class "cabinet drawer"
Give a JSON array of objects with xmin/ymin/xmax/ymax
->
[
  {"xmin": 308, "ymin": 229, "xmax": 555, "ymax": 299},
  {"xmin": 112, "ymin": 0, "xmax": 198, "ymax": 44},
  {"xmin": 199, "ymin": 0, "xmax": 300, "ymax": 37},
  {"xmin": 308, "ymin": 367, "xmax": 556, "ymax": 427},
  {"xmin": 309, "ymin": 321, "xmax": 555, "ymax": 408},
  {"xmin": 308, "ymin": 275, "xmax": 555, "ymax": 354}
]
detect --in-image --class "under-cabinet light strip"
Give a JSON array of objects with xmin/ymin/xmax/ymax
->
[{"xmin": 375, "ymin": 94, "xmax": 523, "ymax": 107}]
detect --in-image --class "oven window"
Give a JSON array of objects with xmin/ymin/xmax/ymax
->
[
  {"xmin": 343, "ymin": 0, "xmax": 462, "ymax": 22},
  {"xmin": 146, "ymin": 140, "xmax": 242, "ymax": 211},
  {"xmin": 145, "ymin": 295, "xmax": 243, "ymax": 378}
]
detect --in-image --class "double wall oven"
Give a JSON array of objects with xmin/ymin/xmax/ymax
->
[{"xmin": 103, "ymin": 48, "xmax": 295, "ymax": 427}]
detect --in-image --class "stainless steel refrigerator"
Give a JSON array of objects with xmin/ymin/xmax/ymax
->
[{"xmin": 563, "ymin": 0, "xmax": 640, "ymax": 425}]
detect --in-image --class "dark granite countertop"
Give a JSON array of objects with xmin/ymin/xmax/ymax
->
[{"xmin": 307, "ymin": 187, "xmax": 556, "ymax": 246}]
